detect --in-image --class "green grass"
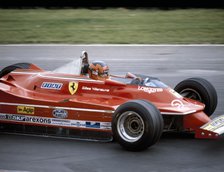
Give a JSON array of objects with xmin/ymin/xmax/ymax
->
[{"xmin": 0, "ymin": 8, "xmax": 224, "ymax": 44}]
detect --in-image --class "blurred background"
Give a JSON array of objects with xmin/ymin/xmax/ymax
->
[{"xmin": 0, "ymin": 0, "xmax": 223, "ymax": 44}]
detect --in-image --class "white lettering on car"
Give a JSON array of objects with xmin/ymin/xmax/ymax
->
[
  {"xmin": 171, "ymin": 99, "xmax": 184, "ymax": 109},
  {"xmin": 138, "ymin": 86, "xmax": 163, "ymax": 94}
]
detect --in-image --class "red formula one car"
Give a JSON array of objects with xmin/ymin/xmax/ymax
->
[{"xmin": 0, "ymin": 51, "xmax": 223, "ymax": 151}]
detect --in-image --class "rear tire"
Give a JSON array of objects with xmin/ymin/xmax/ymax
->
[
  {"xmin": 112, "ymin": 100, "xmax": 163, "ymax": 151},
  {"xmin": 0, "ymin": 63, "xmax": 32, "ymax": 78},
  {"xmin": 174, "ymin": 77, "xmax": 217, "ymax": 116}
]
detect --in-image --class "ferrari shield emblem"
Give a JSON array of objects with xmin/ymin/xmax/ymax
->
[{"xmin": 68, "ymin": 81, "xmax": 78, "ymax": 95}]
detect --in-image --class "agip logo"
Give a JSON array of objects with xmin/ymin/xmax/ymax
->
[
  {"xmin": 68, "ymin": 81, "xmax": 78, "ymax": 95},
  {"xmin": 17, "ymin": 106, "xmax": 35, "ymax": 115}
]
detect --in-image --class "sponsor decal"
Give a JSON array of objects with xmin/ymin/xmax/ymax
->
[
  {"xmin": 86, "ymin": 122, "xmax": 101, "ymax": 128},
  {"xmin": 100, "ymin": 122, "xmax": 112, "ymax": 130},
  {"xmin": 41, "ymin": 82, "xmax": 63, "ymax": 90},
  {"xmin": 169, "ymin": 89, "xmax": 182, "ymax": 98},
  {"xmin": 7, "ymin": 114, "xmax": 26, "ymax": 121},
  {"xmin": 71, "ymin": 121, "xmax": 86, "ymax": 127},
  {"xmin": 0, "ymin": 114, "xmax": 7, "ymax": 119},
  {"xmin": 17, "ymin": 106, "xmax": 35, "ymax": 115},
  {"xmin": 202, "ymin": 115, "xmax": 224, "ymax": 133},
  {"xmin": 51, "ymin": 118, "xmax": 71, "ymax": 126},
  {"xmin": 0, "ymin": 113, "xmax": 51, "ymax": 124},
  {"xmin": 25, "ymin": 116, "xmax": 51, "ymax": 124},
  {"xmin": 171, "ymin": 99, "xmax": 184, "ymax": 109},
  {"xmin": 0, "ymin": 113, "xmax": 111, "ymax": 130},
  {"xmin": 0, "ymin": 102, "xmax": 114, "ymax": 114},
  {"xmin": 138, "ymin": 86, "xmax": 163, "ymax": 94},
  {"xmin": 69, "ymin": 81, "xmax": 78, "ymax": 95},
  {"xmin": 52, "ymin": 109, "xmax": 68, "ymax": 119},
  {"xmin": 82, "ymin": 86, "xmax": 110, "ymax": 92}
]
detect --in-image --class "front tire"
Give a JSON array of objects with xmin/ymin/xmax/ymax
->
[
  {"xmin": 174, "ymin": 77, "xmax": 217, "ymax": 116},
  {"xmin": 112, "ymin": 100, "xmax": 163, "ymax": 151}
]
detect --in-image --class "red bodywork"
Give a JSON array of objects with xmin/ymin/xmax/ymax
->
[{"xmin": 0, "ymin": 63, "xmax": 222, "ymax": 140}]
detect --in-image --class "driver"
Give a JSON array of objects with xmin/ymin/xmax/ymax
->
[{"xmin": 88, "ymin": 61, "xmax": 109, "ymax": 80}]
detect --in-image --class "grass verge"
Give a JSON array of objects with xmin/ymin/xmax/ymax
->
[{"xmin": 0, "ymin": 8, "xmax": 223, "ymax": 44}]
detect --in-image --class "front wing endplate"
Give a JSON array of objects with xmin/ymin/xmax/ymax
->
[{"xmin": 196, "ymin": 114, "xmax": 224, "ymax": 139}]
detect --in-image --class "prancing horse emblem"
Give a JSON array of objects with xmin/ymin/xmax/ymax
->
[{"xmin": 69, "ymin": 81, "xmax": 78, "ymax": 95}]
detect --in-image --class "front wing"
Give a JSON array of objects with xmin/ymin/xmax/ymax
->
[{"xmin": 196, "ymin": 115, "xmax": 224, "ymax": 139}]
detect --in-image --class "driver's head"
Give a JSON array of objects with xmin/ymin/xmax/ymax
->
[{"xmin": 88, "ymin": 61, "xmax": 109, "ymax": 80}]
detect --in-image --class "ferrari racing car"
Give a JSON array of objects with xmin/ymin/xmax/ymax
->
[{"xmin": 0, "ymin": 51, "xmax": 223, "ymax": 151}]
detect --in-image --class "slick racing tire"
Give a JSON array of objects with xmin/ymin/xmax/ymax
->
[
  {"xmin": 0, "ymin": 63, "xmax": 32, "ymax": 78},
  {"xmin": 174, "ymin": 78, "xmax": 217, "ymax": 117},
  {"xmin": 112, "ymin": 100, "xmax": 164, "ymax": 151}
]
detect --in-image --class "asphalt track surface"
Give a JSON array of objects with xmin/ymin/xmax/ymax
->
[{"xmin": 0, "ymin": 45, "xmax": 223, "ymax": 172}]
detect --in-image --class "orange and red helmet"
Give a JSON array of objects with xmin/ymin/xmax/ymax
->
[{"xmin": 88, "ymin": 61, "xmax": 109, "ymax": 80}]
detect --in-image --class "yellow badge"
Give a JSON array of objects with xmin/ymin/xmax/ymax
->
[
  {"xmin": 69, "ymin": 81, "xmax": 78, "ymax": 95},
  {"xmin": 17, "ymin": 106, "xmax": 35, "ymax": 114}
]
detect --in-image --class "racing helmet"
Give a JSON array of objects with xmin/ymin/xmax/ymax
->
[{"xmin": 88, "ymin": 61, "xmax": 109, "ymax": 80}]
